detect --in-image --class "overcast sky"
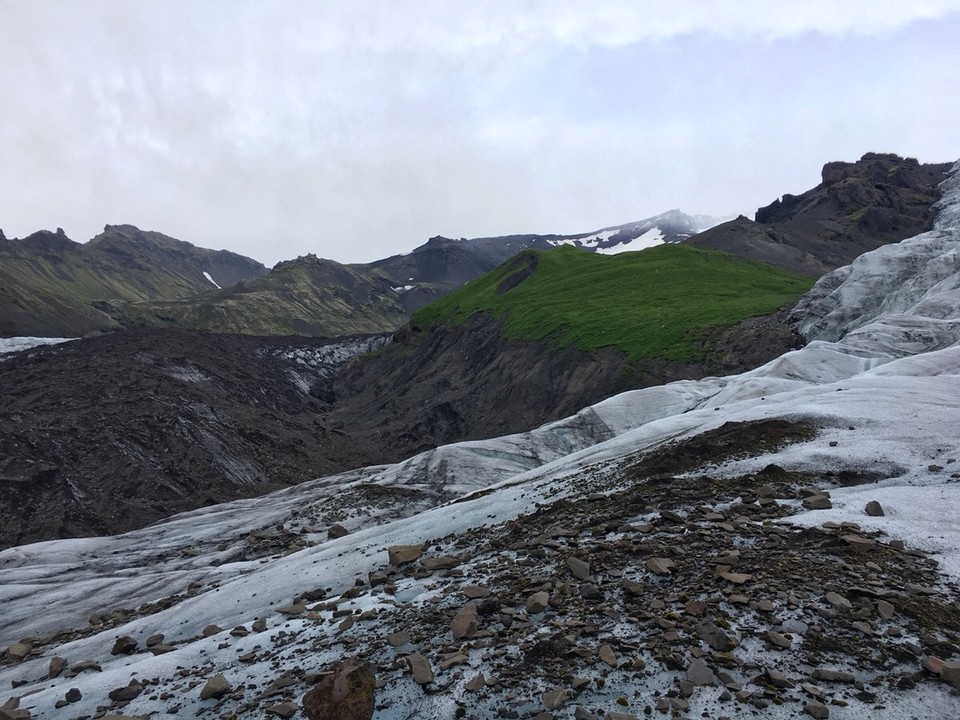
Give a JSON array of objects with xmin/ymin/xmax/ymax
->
[{"xmin": 1, "ymin": 1, "xmax": 959, "ymax": 267}]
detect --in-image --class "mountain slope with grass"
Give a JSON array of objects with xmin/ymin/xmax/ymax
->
[{"xmin": 328, "ymin": 244, "xmax": 814, "ymax": 454}]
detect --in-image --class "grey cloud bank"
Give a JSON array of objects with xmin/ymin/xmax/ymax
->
[{"xmin": 1, "ymin": 1, "xmax": 958, "ymax": 266}]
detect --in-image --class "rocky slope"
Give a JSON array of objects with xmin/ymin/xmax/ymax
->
[
  {"xmin": 0, "ymin": 330, "xmax": 389, "ymax": 549},
  {"xmin": 2, "ymin": 160, "xmax": 960, "ymax": 719},
  {"xmin": 688, "ymin": 153, "xmax": 952, "ymax": 277},
  {"xmin": 0, "ymin": 224, "xmax": 268, "ymax": 337}
]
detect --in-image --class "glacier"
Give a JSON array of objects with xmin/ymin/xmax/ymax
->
[{"xmin": 1, "ymin": 161, "xmax": 959, "ymax": 718}]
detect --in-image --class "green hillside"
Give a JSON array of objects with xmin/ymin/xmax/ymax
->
[{"xmin": 411, "ymin": 244, "xmax": 815, "ymax": 362}]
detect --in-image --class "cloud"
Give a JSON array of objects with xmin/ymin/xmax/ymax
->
[{"xmin": 0, "ymin": 2, "xmax": 958, "ymax": 265}]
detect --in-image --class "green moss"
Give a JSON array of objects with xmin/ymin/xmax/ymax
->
[{"xmin": 411, "ymin": 244, "xmax": 814, "ymax": 362}]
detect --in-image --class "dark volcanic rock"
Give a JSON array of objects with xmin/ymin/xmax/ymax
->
[{"xmin": 689, "ymin": 153, "xmax": 951, "ymax": 277}]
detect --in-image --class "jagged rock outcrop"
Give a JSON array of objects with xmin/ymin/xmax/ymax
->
[{"xmin": 688, "ymin": 153, "xmax": 952, "ymax": 277}]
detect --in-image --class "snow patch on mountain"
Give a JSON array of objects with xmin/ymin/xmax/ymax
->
[
  {"xmin": 548, "ymin": 209, "xmax": 731, "ymax": 254},
  {"xmin": 0, "ymin": 336, "xmax": 74, "ymax": 357},
  {"xmin": 202, "ymin": 270, "xmax": 221, "ymax": 289}
]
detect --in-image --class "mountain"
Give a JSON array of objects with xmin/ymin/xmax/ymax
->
[
  {"xmin": 1, "ymin": 161, "xmax": 958, "ymax": 720},
  {"xmin": 366, "ymin": 210, "xmax": 729, "ymax": 312},
  {"xmin": 106, "ymin": 254, "xmax": 410, "ymax": 337},
  {"xmin": 687, "ymin": 153, "xmax": 953, "ymax": 277},
  {"xmin": 0, "ymin": 224, "xmax": 268, "ymax": 336}
]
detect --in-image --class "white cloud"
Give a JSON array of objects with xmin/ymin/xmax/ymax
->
[{"xmin": 0, "ymin": 1, "xmax": 958, "ymax": 265}]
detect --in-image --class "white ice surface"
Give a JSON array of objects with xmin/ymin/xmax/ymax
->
[
  {"xmin": 0, "ymin": 337, "xmax": 74, "ymax": 356},
  {"xmin": 202, "ymin": 270, "xmax": 221, "ymax": 289}
]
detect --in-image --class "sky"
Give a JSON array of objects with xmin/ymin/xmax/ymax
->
[{"xmin": 1, "ymin": 1, "xmax": 959, "ymax": 267}]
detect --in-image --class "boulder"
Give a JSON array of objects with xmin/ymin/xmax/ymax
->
[
  {"xmin": 303, "ymin": 659, "xmax": 377, "ymax": 720},
  {"xmin": 199, "ymin": 674, "xmax": 231, "ymax": 700},
  {"xmin": 387, "ymin": 544, "xmax": 425, "ymax": 566},
  {"xmin": 864, "ymin": 501, "xmax": 885, "ymax": 517}
]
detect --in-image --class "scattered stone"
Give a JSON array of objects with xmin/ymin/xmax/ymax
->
[
  {"xmin": 111, "ymin": 636, "xmax": 137, "ymax": 655},
  {"xmin": 276, "ymin": 603, "xmax": 306, "ymax": 616},
  {"xmin": 804, "ymin": 702, "xmax": 830, "ymax": 719},
  {"xmin": 598, "ymin": 644, "xmax": 618, "ymax": 668},
  {"xmin": 387, "ymin": 631, "xmax": 411, "ymax": 647},
  {"xmin": 451, "ymin": 603, "xmax": 480, "ymax": 640},
  {"xmin": 388, "ymin": 544, "xmax": 425, "ymax": 566},
  {"xmin": 199, "ymin": 674, "xmax": 232, "ymax": 700},
  {"xmin": 941, "ymin": 660, "xmax": 960, "ymax": 690},
  {"xmin": 811, "ymin": 669, "xmax": 856, "ymax": 683},
  {"xmin": 265, "ymin": 702, "xmax": 299, "ymax": 718},
  {"xmin": 719, "ymin": 571, "xmax": 752, "ymax": 584},
  {"xmin": 463, "ymin": 586, "xmax": 490, "ymax": 599},
  {"xmin": 0, "ymin": 709, "xmax": 31, "ymax": 720},
  {"xmin": 65, "ymin": 688, "xmax": 81, "ymax": 703},
  {"xmin": 108, "ymin": 681, "xmax": 143, "ymax": 702},
  {"xmin": 527, "ymin": 591, "xmax": 550, "ymax": 614},
  {"xmin": 252, "ymin": 617, "xmax": 268, "ymax": 632},
  {"xmin": 766, "ymin": 668, "xmax": 795, "ymax": 689},
  {"xmin": 406, "ymin": 653, "xmax": 434, "ymax": 685},
  {"xmin": 48, "ymin": 656, "xmax": 68, "ymax": 678},
  {"xmin": 802, "ymin": 495, "xmax": 833, "ymax": 510},
  {"xmin": 70, "ymin": 659, "xmax": 102, "ymax": 673},
  {"xmin": 824, "ymin": 591, "xmax": 852, "ymax": 610},
  {"xmin": 566, "ymin": 556, "xmax": 592, "ymax": 581},
  {"xmin": 645, "ymin": 557, "xmax": 675, "ymax": 575},
  {"xmin": 543, "ymin": 687, "xmax": 569, "ymax": 710},
  {"xmin": 328, "ymin": 523, "xmax": 350, "ymax": 539},
  {"xmin": 422, "ymin": 556, "xmax": 460, "ymax": 571},
  {"xmin": 686, "ymin": 658, "xmax": 717, "ymax": 686},
  {"xmin": 201, "ymin": 624, "xmax": 223, "ymax": 636},
  {"xmin": 877, "ymin": 599, "xmax": 895, "ymax": 619},
  {"xmin": 465, "ymin": 673, "xmax": 485, "ymax": 692},
  {"xmin": 765, "ymin": 631, "xmax": 792, "ymax": 649},
  {"xmin": 5, "ymin": 643, "xmax": 31, "ymax": 663},
  {"xmin": 145, "ymin": 633, "xmax": 164, "ymax": 647},
  {"xmin": 697, "ymin": 620, "xmax": 737, "ymax": 651},
  {"xmin": 864, "ymin": 501, "xmax": 885, "ymax": 517},
  {"xmin": 303, "ymin": 660, "xmax": 375, "ymax": 719}
]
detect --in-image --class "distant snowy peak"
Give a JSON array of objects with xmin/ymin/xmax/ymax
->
[{"xmin": 546, "ymin": 210, "xmax": 732, "ymax": 255}]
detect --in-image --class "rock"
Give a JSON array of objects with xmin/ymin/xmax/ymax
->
[
  {"xmin": 465, "ymin": 673, "xmax": 485, "ymax": 692},
  {"xmin": 463, "ymin": 585, "xmax": 490, "ymax": 599},
  {"xmin": 422, "ymin": 556, "xmax": 460, "ymax": 571},
  {"xmin": 108, "ymin": 681, "xmax": 143, "ymax": 702},
  {"xmin": 598, "ymin": 643, "xmax": 618, "ymax": 668},
  {"xmin": 276, "ymin": 603, "xmax": 306, "ymax": 616},
  {"xmin": 0, "ymin": 709, "xmax": 31, "ymax": 720},
  {"xmin": 864, "ymin": 501, "xmax": 885, "ymax": 517},
  {"xmin": 387, "ymin": 544, "xmax": 425, "ymax": 566},
  {"xmin": 621, "ymin": 578, "xmax": 645, "ymax": 596},
  {"xmin": 386, "ymin": 632, "xmax": 411, "ymax": 647},
  {"xmin": 252, "ymin": 617, "xmax": 268, "ymax": 632},
  {"xmin": 765, "ymin": 631, "xmax": 791, "ymax": 649},
  {"xmin": 603, "ymin": 713, "xmax": 638, "ymax": 720},
  {"xmin": 451, "ymin": 603, "xmax": 479, "ymax": 640},
  {"xmin": 328, "ymin": 523, "xmax": 350, "ymax": 539},
  {"xmin": 686, "ymin": 658, "xmax": 717, "ymax": 686},
  {"xmin": 145, "ymin": 633, "xmax": 164, "ymax": 647},
  {"xmin": 566, "ymin": 556, "xmax": 592, "ymax": 581},
  {"xmin": 766, "ymin": 668, "xmax": 795, "ymax": 688},
  {"xmin": 266, "ymin": 702, "xmax": 300, "ymax": 718},
  {"xmin": 696, "ymin": 620, "xmax": 737, "ymax": 651},
  {"xmin": 527, "ymin": 591, "xmax": 550, "ymax": 614},
  {"xmin": 201, "ymin": 624, "xmax": 223, "ymax": 636},
  {"xmin": 303, "ymin": 660, "xmax": 376, "ymax": 719},
  {"xmin": 543, "ymin": 687, "xmax": 569, "ymax": 709},
  {"xmin": 811, "ymin": 668, "xmax": 856, "ymax": 683},
  {"xmin": 199, "ymin": 674, "xmax": 232, "ymax": 700},
  {"xmin": 70, "ymin": 659, "xmax": 102, "ymax": 673},
  {"xmin": 48, "ymin": 656, "xmax": 68, "ymax": 678},
  {"xmin": 65, "ymin": 688, "xmax": 82, "ymax": 703},
  {"xmin": 804, "ymin": 702, "xmax": 830, "ymax": 719},
  {"xmin": 877, "ymin": 599, "xmax": 895, "ymax": 619},
  {"xmin": 941, "ymin": 660, "xmax": 960, "ymax": 690},
  {"xmin": 5, "ymin": 642, "xmax": 31, "ymax": 662},
  {"xmin": 719, "ymin": 571, "xmax": 752, "ymax": 584},
  {"xmin": 646, "ymin": 557, "xmax": 675, "ymax": 575},
  {"xmin": 802, "ymin": 495, "xmax": 832, "ymax": 510},
  {"xmin": 922, "ymin": 655, "xmax": 945, "ymax": 674},
  {"xmin": 230, "ymin": 625, "xmax": 249, "ymax": 637},
  {"xmin": 111, "ymin": 636, "xmax": 137, "ymax": 655},
  {"xmin": 406, "ymin": 653, "xmax": 434, "ymax": 685},
  {"xmin": 824, "ymin": 591, "xmax": 852, "ymax": 610},
  {"xmin": 842, "ymin": 534, "xmax": 875, "ymax": 551}
]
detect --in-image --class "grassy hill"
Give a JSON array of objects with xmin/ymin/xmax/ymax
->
[{"xmin": 411, "ymin": 244, "xmax": 815, "ymax": 362}]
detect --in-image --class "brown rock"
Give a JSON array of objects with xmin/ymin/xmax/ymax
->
[
  {"xmin": 328, "ymin": 523, "xmax": 350, "ymax": 539},
  {"xmin": 543, "ymin": 687, "xmax": 569, "ymax": 709},
  {"xmin": 824, "ymin": 591, "xmax": 852, "ymax": 610},
  {"xmin": 387, "ymin": 544, "xmax": 425, "ymax": 566},
  {"xmin": 108, "ymin": 681, "xmax": 143, "ymax": 702},
  {"xmin": 864, "ymin": 501, "xmax": 885, "ymax": 517},
  {"xmin": 406, "ymin": 653, "xmax": 434, "ymax": 685},
  {"xmin": 598, "ymin": 643, "xmax": 618, "ymax": 668},
  {"xmin": 463, "ymin": 586, "xmax": 490, "ymax": 599},
  {"xmin": 802, "ymin": 495, "xmax": 832, "ymax": 510},
  {"xmin": 199, "ymin": 674, "xmax": 231, "ymax": 700},
  {"xmin": 386, "ymin": 632, "xmax": 410, "ymax": 647},
  {"xmin": 422, "ymin": 556, "xmax": 460, "ymax": 571},
  {"xmin": 48, "ymin": 656, "xmax": 68, "ymax": 678},
  {"xmin": 110, "ymin": 636, "xmax": 137, "ymax": 655},
  {"xmin": 303, "ymin": 660, "xmax": 376, "ymax": 719},
  {"xmin": 451, "ymin": 603, "xmax": 480, "ymax": 640},
  {"xmin": 941, "ymin": 659, "xmax": 960, "ymax": 690},
  {"xmin": 566, "ymin": 556, "xmax": 592, "ymax": 581},
  {"xmin": 201, "ymin": 624, "xmax": 222, "ymax": 636},
  {"xmin": 527, "ymin": 591, "xmax": 550, "ymax": 614},
  {"xmin": 686, "ymin": 658, "xmax": 717, "ymax": 686},
  {"xmin": 877, "ymin": 599, "xmax": 895, "ymax": 619},
  {"xmin": 0, "ymin": 709, "xmax": 31, "ymax": 720},
  {"xmin": 646, "ymin": 557, "xmax": 675, "ymax": 575},
  {"xmin": 804, "ymin": 702, "xmax": 830, "ymax": 719},
  {"xmin": 465, "ymin": 673, "xmax": 485, "ymax": 692},
  {"xmin": 266, "ymin": 702, "xmax": 300, "ymax": 718},
  {"xmin": 621, "ymin": 578, "xmax": 645, "ymax": 596}
]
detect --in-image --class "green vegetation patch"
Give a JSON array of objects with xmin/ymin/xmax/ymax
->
[{"xmin": 411, "ymin": 244, "xmax": 814, "ymax": 362}]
